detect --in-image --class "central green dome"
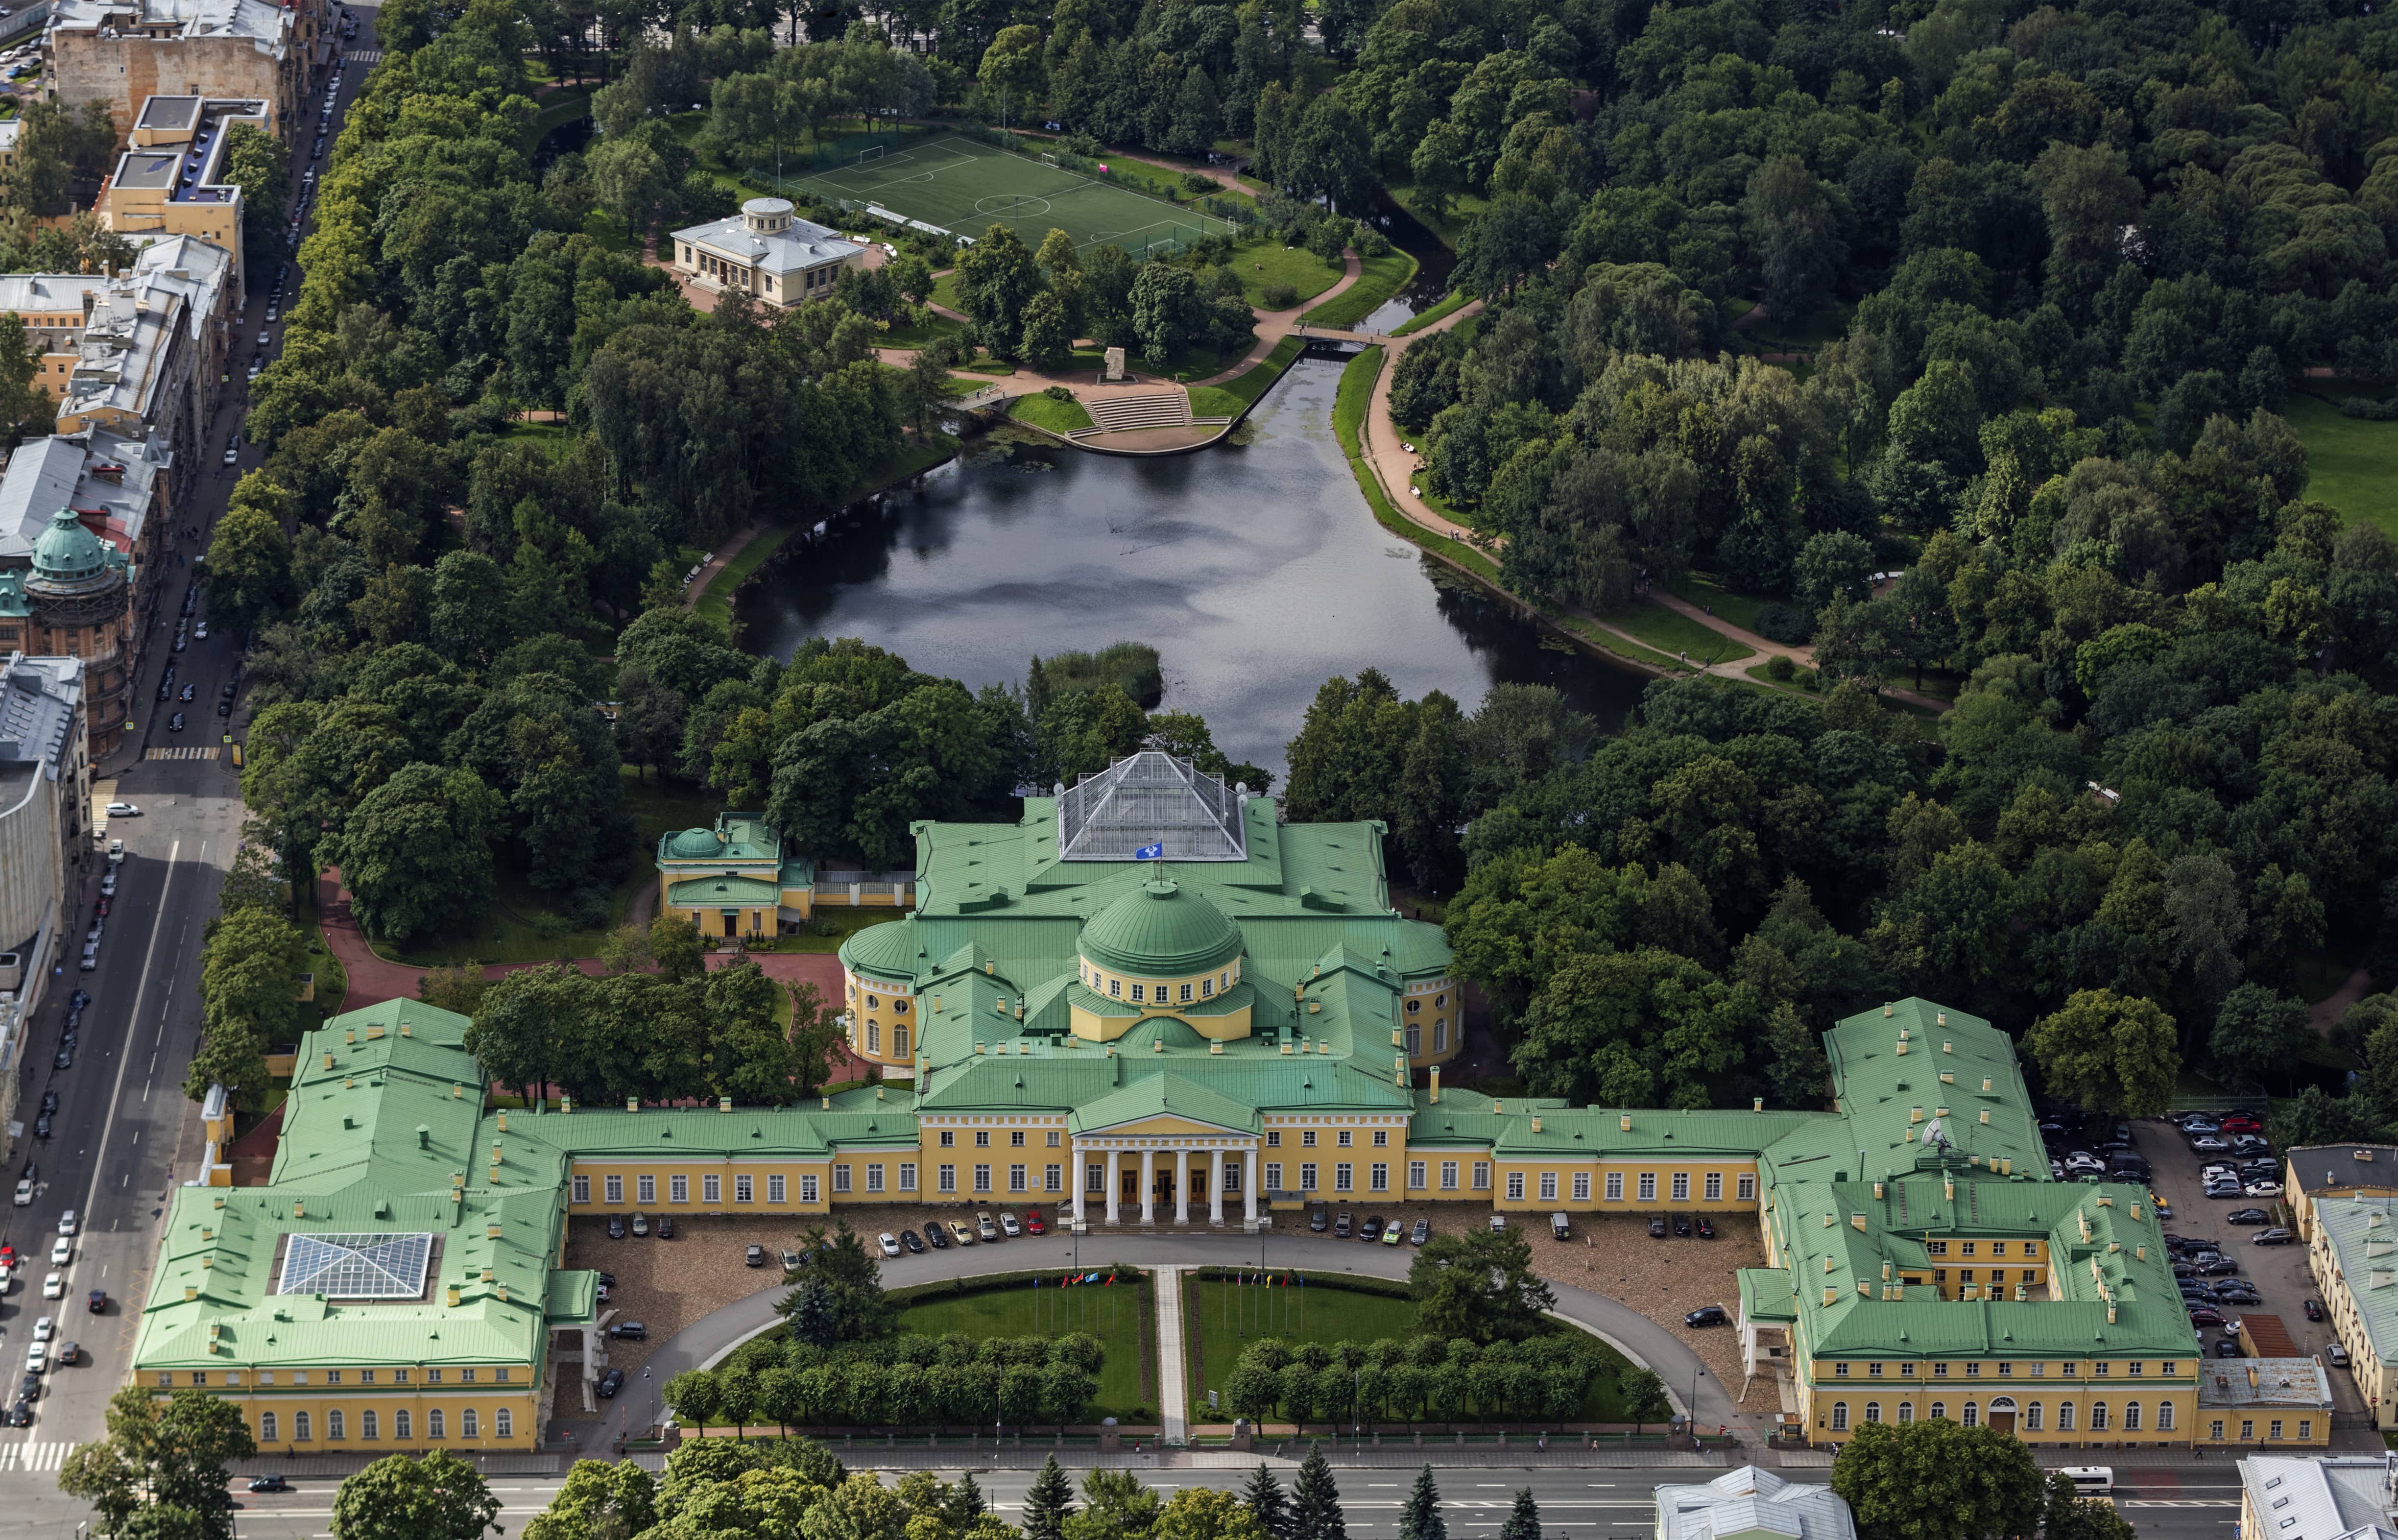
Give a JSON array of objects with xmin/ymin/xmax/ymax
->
[
  {"xmin": 667, "ymin": 828, "xmax": 722, "ymax": 859},
  {"xmin": 1080, "ymin": 879, "xmax": 1244, "ymax": 977}
]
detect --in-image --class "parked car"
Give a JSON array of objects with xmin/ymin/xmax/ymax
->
[
  {"xmin": 248, "ymin": 1475, "xmax": 293, "ymax": 1493},
  {"xmin": 629, "ymin": 1212, "xmax": 648, "ymax": 1237},
  {"xmin": 2215, "ymin": 1338, "xmax": 2246, "ymax": 1357},
  {"xmin": 2227, "ymin": 1208, "xmax": 2271, "ymax": 1226},
  {"xmin": 1310, "ymin": 1205, "xmax": 1327, "ymax": 1232},
  {"xmin": 2187, "ymin": 1306, "xmax": 2225, "ymax": 1326},
  {"xmin": 1382, "ymin": 1219, "xmax": 1404, "ymax": 1245},
  {"xmin": 597, "ymin": 1369, "xmax": 625, "ymax": 1398},
  {"xmin": 779, "ymin": 1248, "xmax": 804, "ymax": 1272},
  {"xmin": 2245, "ymin": 1181, "xmax": 2286, "ymax": 1198},
  {"xmin": 605, "ymin": 1214, "xmax": 625, "ymax": 1239},
  {"xmin": 924, "ymin": 1223, "xmax": 949, "ymax": 1249},
  {"xmin": 2329, "ymin": 1344, "xmax": 2352, "ymax": 1367},
  {"xmin": 1362, "ymin": 1215, "xmax": 1385, "ymax": 1243},
  {"xmin": 1334, "ymin": 1210, "xmax": 1352, "ymax": 1238},
  {"xmin": 2306, "ymin": 1299, "xmax": 2326, "ymax": 1321},
  {"xmin": 2190, "ymin": 1135, "xmax": 2230, "ymax": 1153},
  {"xmin": 1648, "ymin": 1214, "xmax": 1668, "ymax": 1237},
  {"xmin": 656, "ymin": 1215, "xmax": 674, "ymax": 1239},
  {"xmin": 947, "ymin": 1220, "xmax": 976, "ymax": 1247},
  {"xmin": 878, "ymin": 1232, "xmax": 901, "ymax": 1257},
  {"xmin": 744, "ymin": 1243, "xmax": 766, "ymax": 1266},
  {"xmin": 1697, "ymin": 1216, "xmax": 1717, "ymax": 1239},
  {"xmin": 606, "ymin": 1321, "xmax": 646, "ymax": 1340},
  {"xmin": 1025, "ymin": 1210, "xmax": 1046, "ymax": 1235},
  {"xmin": 1674, "ymin": 1213, "xmax": 1693, "ymax": 1236},
  {"xmin": 2197, "ymin": 1256, "xmax": 2242, "ymax": 1275},
  {"xmin": 976, "ymin": 1211, "xmax": 998, "ymax": 1242},
  {"xmin": 998, "ymin": 1211, "xmax": 1020, "ymax": 1237},
  {"xmin": 2253, "ymin": 1227, "xmax": 2297, "ymax": 1245},
  {"xmin": 900, "ymin": 1229, "xmax": 925, "ymax": 1254},
  {"xmin": 1410, "ymin": 1218, "xmax": 1430, "ymax": 1245}
]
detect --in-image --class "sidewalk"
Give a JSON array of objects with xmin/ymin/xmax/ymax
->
[{"xmin": 1156, "ymin": 1267, "xmax": 1190, "ymax": 1443}]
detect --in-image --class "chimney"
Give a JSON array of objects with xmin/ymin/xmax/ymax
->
[
  {"xmin": 345, "ymin": 1029, "xmax": 356, "ymax": 1044},
  {"xmin": 322, "ymin": 1052, "xmax": 334, "ymax": 1069},
  {"xmin": 415, "ymin": 1125, "xmax": 429, "ymax": 1149},
  {"xmin": 1981, "ymin": 1077, "xmax": 1992, "ymax": 1092},
  {"xmin": 625, "ymin": 1096, "xmax": 638, "ymax": 1112},
  {"xmin": 1619, "ymin": 1115, "xmax": 1631, "ymax": 1132},
  {"xmin": 1937, "ymin": 1011, "xmax": 1946, "ymax": 1026},
  {"xmin": 1883, "ymin": 1004, "xmax": 1892, "ymax": 1017},
  {"xmin": 1429, "ymin": 1066, "xmax": 1440, "ymax": 1103},
  {"xmin": 560, "ymin": 1096, "xmax": 573, "ymax": 1114},
  {"xmin": 1753, "ymin": 1097, "xmax": 1764, "ymax": 1111},
  {"xmin": 496, "ymin": 1111, "xmax": 507, "ymax": 1132},
  {"xmin": 1531, "ymin": 1116, "xmax": 1542, "ymax": 1134},
  {"xmin": 446, "ymin": 1285, "xmax": 461, "ymax": 1307}
]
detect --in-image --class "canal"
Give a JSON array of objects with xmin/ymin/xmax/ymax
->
[{"xmin": 736, "ymin": 355, "xmax": 1648, "ymax": 779}]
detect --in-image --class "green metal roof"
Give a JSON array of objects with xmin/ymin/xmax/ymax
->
[
  {"xmin": 666, "ymin": 875, "xmax": 780, "ymax": 907},
  {"xmin": 2308, "ymin": 1194, "xmax": 2398, "ymax": 1365},
  {"xmin": 1069, "ymin": 1073, "xmax": 1263, "ymax": 1135},
  {"xmin": 1078, "ymin": 879, "xmax": 1247, "ymax": 975},
  {"xmin": 655, "ymin": 811, "xmax": 782, "ymax": 866}
]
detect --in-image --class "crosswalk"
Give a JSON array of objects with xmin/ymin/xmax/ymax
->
[
  {"xmin": 0, "ymin": 1441, "xmax": 72, "ymax": 1472},
  {"xmin": 144, "ymin": 746, "xmax": 220, "ymax": 761},
  {"xmin": 345, "ymin": 48, "xmax": 383, "ymax": 62}
]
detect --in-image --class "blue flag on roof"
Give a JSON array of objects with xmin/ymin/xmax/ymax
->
[{"xmin": 1135, "ymin": 842, "xmax": 1165, "ymax": 860}]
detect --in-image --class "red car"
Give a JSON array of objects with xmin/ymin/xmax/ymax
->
[
  {"xmin": 1025, "ymin": 1210, "xmax": 1046, "ymax": 1235},
  {"xmin": 0, "ymin": 1244, "xmax": 14, "ymax": 1268},
  {"xmin": 2222, "ymin": 1114, "xmax": 2263, "ymax": 1133}
]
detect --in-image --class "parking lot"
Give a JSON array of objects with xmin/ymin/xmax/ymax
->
[{"xmin": 2127, "ymin": 1114, "xmax": 2369, "ymax": 1415}]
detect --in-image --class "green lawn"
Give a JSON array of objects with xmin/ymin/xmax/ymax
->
[
  {"xmin": 881, "ymin": 312, "xmax": 965, "ymax": 348},
  {"xmin": 1601, "ymin": 600, "xmax": 1756, "ymax": 664},
  {"xmin": 1229, "ymin": 241, "xmax": 1344, "ymax": 309},
  {"xmin": 1300, "ymin": 251, "xmax": 1419, "ymax": 330},
  {"xmin": 500, "ymin": 419, "xmax": 576, "ymax": 457},
  {"xmin": 2286, "ymin": 392, "xmax": 2398, "ymax": 538},
  {"xmin": 1184, "ymin": 1277, "xmax": 1417, "ymax": 1421},
  {"xmin": 1667, "ymin": 573, "xmax": 1774, "ymax": 635},
  {"xmin": 1188, "ymin": 334, "xmax": 1303, "ymax": 419},
  {"xmin": 899, "ymin": 1277, "xmax": 1154, "ymax": 1421},
  {"xmin": 1182, "ymin": 1276, "xmax": 1638, "ymax": 1425},
  {"xmin": 1009, "ymin": 392, "xmax": 1095, "ymax": 433},
  {"xmin": 390, "ymin": 769, "xmax": 721, "ymax": 966},
  {"xmin": 695, "ymin": 526, "xmax": 799, "ymax": 633},
  {"xmin": 1332, "ymin": 347, "xmax": 1506, "ymax": 588},
  {"xmin": 1391, "ymin": 290, "xmax": 1471, "ymax": 337},
  {"xmin": 932, "ymin": 271, "xmax": 964, "ymax": 314}
]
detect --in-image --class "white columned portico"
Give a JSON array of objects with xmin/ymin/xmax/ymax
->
[
  {"xmin": 1141, "ymin": 1148, "xmax": 1156, "ymax": 1223},
  {"xmin": 1244, "ymin": 1148, "xmax": 1258, "ymax": 1226},
  {"xmin": 1105, "ymin": 1149, "xmax": 1119, "ymax": 1224},
  {"xmin": 1210, "ymin": 1148, "xmax": 1225, "ymax": 1225}
]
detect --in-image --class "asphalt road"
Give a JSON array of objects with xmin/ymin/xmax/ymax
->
[{"xmin": 0, "ymin": 12, "xmax": 376, "ymax": 1530}]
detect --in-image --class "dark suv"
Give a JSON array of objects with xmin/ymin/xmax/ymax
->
[{"xmin": 1310, "ymin": 1205, "xmax": 1327, "ymax": 1232}]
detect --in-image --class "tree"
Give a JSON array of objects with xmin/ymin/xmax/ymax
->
[
  {"xmin": 1618, "ymin": 1369, "xmax": 1669, "ymax": 1433},
  {"xmin": 1744, "ymin": 154, "xmax": 1842, "ymax": 324},
  {"xmin": 1019, "ymin": 290, "xmax": 1073, "ymax": 367},
  {"xmin": 1409, "ymin": 1226, "xmax": 1555, "ymax": 1345},
  {"xmin": 976, "ymin": 24, "xmax": 1043, "ymax": 124},
  {"xmin": 1831, "ymin": 1418, "xmax": 2045, "ymax": 1540},
  {"xmin": 663, "ymin": 1369, "xmax": 722, "ymax": 1437},
  {"xmin": 204, "ymin": 474, "xmax": 296, "ymax": 631},
  {"xmin": 1156, "ymin": 1488, "xmax": 1271, "ymax": 1540},
  {"xmin": 2027, "ymin": 990, "xmax": 2180, "ymax": 1116},
  {"xmin": 907, "ymin": 348, "xmax": 952, "ymax": 436},
  {"xmin": 1069, "ymin": 1469, "xmax": 1161, "ymax": 1540},
  {"xmin": 1289, "ymin": 1447, "xmax": 1347, "ymax": 1540},
  {"xmin": 1497, "ymin": 1490, "xmax": 1541, "ymax": 1540},
  {"xmin": 332, "ymin": 1450, "xmax": 504, "ymax": 1540},
  {"xmin": 1129, "ymin": 263, "xmax": 1203, "ymax": 364},
  {"xmin": 1239, "ymin": 1463, "xmax": 1293, "ymax": 1540},
  {"xmin": 1398, "ymin": 1467, "xmax": 1446, "ymax": 1540},
  {"xmin": 1024, "ymin": 1454, "xmax": 1077, "ymax": 1540},
  {"xmin": 322, "ymin": 763, "xmax": 504, "ymax": 944},
  {"xmin": 652, "ymin": 912, "xmax": 703, "ymax": 980},
  {"xmin": 61, "ymin": 1387, "xmax": 258, "ymax": 1540},
  {"xmin": 2209, "ymin": 984, "xmax": 2311, "ymax": 1085},
  {"xmin": 773, "ymin": 1220, "xmax": 897, "ymax": 1343},
  {"xmin": 187, "ymin": 904, "xmax": 311, "ymax": 1107},
  {"xmin": 222, "ymin": 122, "xmax": 293, "ymax": 272},
  {"xmin": 419, "ymin": 959, "xmax": 491, "ymax": 1018},
  {"xmin": 955, "ymin": 225, "xmax": 1042, "ymax": 359},
  {"xmin": 522, "ymin": 1459, "xmax": 657, "ymax": 1540},
  {"xmin": 1793, "ymin": 531, "xmax": 1875, "ymax": 615}
]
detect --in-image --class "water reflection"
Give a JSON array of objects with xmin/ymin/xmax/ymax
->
[{"xmin": 738, "ymin": 357, "xmax": 1645, "ymax": 777}]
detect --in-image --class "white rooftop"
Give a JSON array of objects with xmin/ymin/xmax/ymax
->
[
  {"xmin": 1657, "ymin": 1467, "xmax": 1857, "ymax": 1540},
  {"xmin": 50, "ymin": 0, "xmax": 291, "ymax": 46},
  {"xmin": 0, "ymin": 653, "xmax": 81, "ymax": 776},
  {"xmin": 672, "ymin": 207, "xmax": 863, "ymax": 277},
  {"xmin": 2240, "ymin": 1455, "xmax": 2398, "ymax": 1540}
]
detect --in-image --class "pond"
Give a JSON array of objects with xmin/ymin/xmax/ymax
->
[{"xmin": 737, "ymin": 355, "xmax": 1647, "ymax": 779}]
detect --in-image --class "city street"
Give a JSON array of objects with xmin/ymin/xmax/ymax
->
[{"xmin": 0, "ymin": 2, "xmax": 378, "ymax": 1517}]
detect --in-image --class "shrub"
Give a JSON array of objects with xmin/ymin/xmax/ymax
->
[
  {"xmin": 1044, "ymin": 384, "xmax": 1076, "ymax": 403},
  {"xmin": 1765, "ymin": 654, "xmax": 1796, "ymax": 682},
  {"xmin": 1262, "ymin": 282, "xmax": 1299, "ymax": 309},
  {"xmin": 2336, "ymin": 395, "xmax": 2398, "ymax": 420},
  {"xmin": 1182, "ymin": 170, "xmax": 1216, "ymax": 193},
  {"xmin": 1753, "ymin": 602, "xmax": 1814, "ymax": 645}
]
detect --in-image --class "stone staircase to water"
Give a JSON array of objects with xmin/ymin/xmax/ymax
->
[{"xmin": 1078, "ymin": 390, "xmax": 1192, "ymax": 434}]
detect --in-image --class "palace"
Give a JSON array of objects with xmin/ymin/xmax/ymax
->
[{"xmin": 139, "ymin": 752, "xmax": 2284, "ymax": 1454}]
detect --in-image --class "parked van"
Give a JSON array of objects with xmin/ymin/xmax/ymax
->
[
  {"xmin": 2062, "ymin": 1468, "xmax": 2114, "ymax": 1497},
  {"xmin": 1551, "ymin": 1212, "xmax": 1571, "ymax": 1241}
]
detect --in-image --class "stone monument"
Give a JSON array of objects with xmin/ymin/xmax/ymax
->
[{"xmin": 1103, "ymin": 345, "xmax": 1128, "ymax": 382}]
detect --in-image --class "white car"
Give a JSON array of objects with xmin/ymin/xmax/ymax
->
[
  {"xmin": 58, "ymin": 1210, "xmax": 76, "ymax": 1236},
  {"xmin": 222, "ymin": 446, "xmax": 238, "ymax": 465},
  {"xmin": 10, "ymin": 1179, "xmax": 29, "ymax": 1206},
  {"xmin": 878, "ymin": 1232, "xmax": 900, "ymax": 1257},
  {"xmin": 103, "ymin": 803, "xmax": 138, "ymax": 818},
  {"xmin": 30, "ymin": 1317, "xmax": 51, "ymax": 1343},
  {"xmin": 48, "ymin": 1237, "xmax": 68, "ymax": 1266},
  {"xmin": 2246, "ymin": 1181, "xmax": 2285, "ymax": 1198},
  {"xmin": 194, "ymin": 621, "xmax": 208, "ymax": 639},
  {"xmin": 40, "ymin": 1272, "xmax": 63, "ymax": 1300},
  {"xmin": 106, "ymin": 839, "xmax": 123, "ymax": 864},
  {"xmin": 23, "ymin": 1343, "xmax": 42, "ymax": 1373}
]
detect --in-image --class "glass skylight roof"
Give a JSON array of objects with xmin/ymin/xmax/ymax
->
[
  {"xmin": 278, "ymin": 1232, "xmax": 433, "ymax": 1299},
  {"xmin": 1055, "ymin": 751, "xmax": 1248, "ymax": 862}
]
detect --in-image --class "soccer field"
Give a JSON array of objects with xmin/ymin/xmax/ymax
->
[{"xmin": 779, "ymin": 134, "xmax": 1238, "ymax": 256}]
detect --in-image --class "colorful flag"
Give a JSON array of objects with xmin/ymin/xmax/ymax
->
[{"xmin": 1106, "ymin": 1272, "xmax": 1117, "ymax": 1286}]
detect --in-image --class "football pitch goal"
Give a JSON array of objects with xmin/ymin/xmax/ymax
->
[{"xmin": 773, "ymin": 135, "xmax": 1238, "ymax": 257}]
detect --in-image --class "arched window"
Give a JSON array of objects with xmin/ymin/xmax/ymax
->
[
  {"xmin": 328, "ymin": 1410, "xmax": 345, "ymax": 1440},
  {"xmin": 1864, "ymin": 1403, "xmax": 1882, "ymax": 1424},
  {"xmin": 2158, "ymin": 1401, "xmax": 2176, "ymax": 1431},
  {"xmin": 295, "ymin": 1411, "xmax": 313, "ymax": 1441},
  {"xmin": 462, "ymin": 1409, "xmax": 479, "ymax": 1438},
  {"xmin": 2090, "ymin": 1402, "xmax": 2110, "ymax": 1431},
  {"xmin": 362, "ymin": 1410, "xmax": 379, "ymax": 1440},
  {"xmin": 1830, "ymin": 1403, "xmax": 1849, "ymax": 1431},
  {"xmin": 1962, "ymin": 1403, "xmax": 1979, "ymax": 1426},
  {"xmin": 429, "ymin": 1409, "xmax": 447, "ymax": 1440},
  {"xmin": 1896, "ymin": 1402, "xmax": 1914, "ymax": 1424},
  {"xmin": 2124, "ymin": 1402, "xmax": 2141, "ymax": 1431},
  {"xmin": 2025, "ymin": 1403, "xmax": 2043, "ymax": 1431},
  {"xmin": 1930, "ymin": 1402, "xmax": 1946, "ymax": 1421},
  {"xmin": 2059, "ymin": 1402, "xmax": 2076, "ymax": 1430},
  {"xmin": 260, "ymin": 1411, "xmax": 279, "ymax": 1442},
  {"xmin": 396, "ymin": 1409, "xmax": 413, "ymax": 1440},
  {"xmin": 496, "ymin": 1409, "xmax": 513, "ymax": 1438}
]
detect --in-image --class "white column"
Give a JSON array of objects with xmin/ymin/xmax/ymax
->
[
  {"xmin": 1210, "ymin": 1148, "xmax": 1225, "ymax": 1225},
  {"xmin": 1072, "ymin": 1142, "xmax": 1086, "ymax": 1228},
  {"xmin": 1141, "ymin": 1148, "xmax": 1155, "ymax": 1224},
  {"xmin": 1245, "ymin": 1147, "xmax": 1258, "ymax": 1225},
  {"xmin": 1105, "ymin": 1149, "xmax": 1119, "ymax": 1224},
  {"xmin": 1174, "ymin": 1149, "xmax": 1189, "ymax": 1225}
]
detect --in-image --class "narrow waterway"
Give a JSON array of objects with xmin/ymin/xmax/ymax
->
[{"xmin": 737, "ymin": 356, "xmax": 1646, "ymax": 778}]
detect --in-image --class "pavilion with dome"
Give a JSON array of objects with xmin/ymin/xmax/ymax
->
[{"xmin": 0, "ymin": 506, "xmax": 132, "ymax": 753}]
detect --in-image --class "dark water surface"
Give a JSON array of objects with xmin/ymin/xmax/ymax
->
[{"xmin": 737, "ymin": 357, "xmax": 1645, "ymax": 777}]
